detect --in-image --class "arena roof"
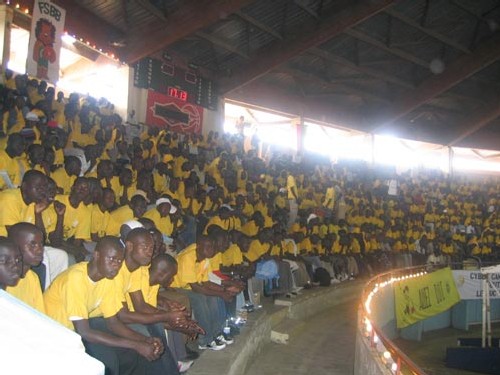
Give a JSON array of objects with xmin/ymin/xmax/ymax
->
[{"xmin": 15, "ymin": 0, "xmax": 500, "ymax": 150}]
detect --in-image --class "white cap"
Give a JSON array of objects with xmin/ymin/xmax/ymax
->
[
  {"xmin": 307, "ymin": 213, "xmax": 318, "ymax": 224},
  {"xmin": 122, "ymin": 220, "xmax": 144, "ymax": 230},
  {"xmin": 220, "ymin": 204, "xmax": 234, "ymax": 211},
  {"xmin": 156, "ymin": 197, "xmax": 177, "ymax": 214},
  {"xmin": 25, "ymin": 112, "xmax": 39, "ymax": 121}
]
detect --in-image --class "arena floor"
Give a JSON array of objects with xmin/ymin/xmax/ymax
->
[{"xmin": 394, "ymin": 323, "xmax": 500, "ymax": 375}]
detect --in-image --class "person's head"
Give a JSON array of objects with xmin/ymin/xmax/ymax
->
[
  {"xmin": 46, "ymin": 177, "xmax": 57, "ymax": 201},
  {"xmin": 27, "ymin": 144, "xmax": 45, "ymax": 165},
  {"xmin": 86, "ymin": 177, "xmax": 103, "ymax": 205},
  {"xmin": 149, "ymin": 254, "xmax": 177, "ymax": 288},
  {"xmin": 64, "ymin": 155, "xmax": 82, "ymax": 177},
  {"xmin": 130, "ymin": 194, "xmax": 147, "ymax": 218},
  {"xmin": 196, "ymin": 234, "xmax": 215, "ymax": 260},
  {"xmin": 92, "ymin": 236, "xmax": 125, "ymax": 279},
  {"xmin": 6, "ymin": 133, "xmax": 25, "ymax": 157},
  {"xmin": 150, "ymin": 228, "xmax": 166, "ymax": 258},
  {"xmin": 218, "ymin": 205, "xmax": 233, "ymax": 220},
  {"xmin": 97, "ymin": 160, "xmax": 113, "ymax": 179},
  {"xmin": 70, "ymin": 177, "xmax": 90, "ymax": 204},
  {"xmin": 119, "ymin": 168, "xmax": 133, "ymax": 186},
  {"xmin": 125, "ymin": 227, "xmax": 154, "ymax": 267},
  {"xmin": 21, "ymin": 170, "xmax": 47, "ymax": 204},
  {"xmin": 0, "ymin": 238, "xmax": 22, "ymax": 289},
  {"xmin": 156, "ymin": 197, "xmax": 177, "ymax": 217},
  {"xmin": 7, "ymin": 223, "xmax": 44, "ymax": 270},
  {"xmin": 100, "ymin": 188, "xmax": 116, "ymax": 211},
  {"xmin": 138, "ymin": 217, "xmax": 156, "ymax": 231},
  {"xmin": 206, "ymin": 224, "xmax": 229, "ymax": 253}
]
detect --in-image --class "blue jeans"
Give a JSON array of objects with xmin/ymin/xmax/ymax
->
[{"xmin": 182, "ymin": 290, "xmax": 225, "ymax": 346}]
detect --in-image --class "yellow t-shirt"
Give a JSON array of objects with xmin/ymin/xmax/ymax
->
[
  {"xmin": 106, "ymin": 205, "xmax": 135, "ymax": 236},
  {"xmin": 286, "ymin": 175, "xmax": 297, "ymax": 200},
  {"xmin": 221, "ymin": 243, "xmax": 244, "ymax": 267},
  {"xmin": 143, "ymin": 208, "xmax": 174, "ymax": 237},
  {"xmin": 245, "ymin": 239, "xmax": 270, "ymax": 262},
  {"xmin": 241, "ymin": 221, "xmax": 259, "ymax": 237},
  {"xmin": 171, "ymin": 244, "xmax": 210, "ymax": 290},
  {"xmin": 55, "ymin": 194, "xmax": 91, "ymax": 240},
  {"xmin": 114, "ymin": 262, "xmax": 146, "ymax": 306},
  {"xmin": 203, "ymin": 215, "xmax": 241, "ymax": 234},
  {"xmin": 91, "ymin": 205, "xmax": 111, "ymax": 238},
  {"xmin": 125, "ymin": 266, "xmax": 158, "ymax": 311},
  {"xmin": 0, "ymin": 189, "xmax": 35, "ymax": 236},
  {"xmin": 7, "ymin": 269, "xmax": 45, "ymax": 313},
  {"xmin": 51, "ymin": 168, "xmax": 76, "ymax": 195},
  {"xmin": 0, "ymin": 149, "xmax": 23, "ymax": 188},
  {"xmin": 44, "ymin": 262, "xmax": 122, "ymax": 330}
]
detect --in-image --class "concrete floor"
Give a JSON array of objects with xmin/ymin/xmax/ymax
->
[
  {"xmin": 394, "ymin": 323, "xmax": 500, "ymax": 375},
  {"xmin": 244, "ymin": 294, "xmax": 360, "ymax": 375}
]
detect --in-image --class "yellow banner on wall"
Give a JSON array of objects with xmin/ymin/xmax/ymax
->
[{"xmin": 395, "ymin": 267, "xmax": 460, "ymax": 328}]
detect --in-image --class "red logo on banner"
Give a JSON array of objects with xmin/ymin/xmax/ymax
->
[{"xmin": 146, "ymin": 90, "xmax": 203, "ymax": 134}]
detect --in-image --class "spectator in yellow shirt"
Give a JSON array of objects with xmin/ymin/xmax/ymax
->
[
  {"xmin": 44, "ymin": 236, "xmax": 159, "ymax": 374},
  {"xmin": 106, "ymin": 194, "xmax": 147, "ymax": 236},
  {"xmin": 51, "ymin": 155, "xmax": 81, "ymax": 195},
  {"xmin": 0, "ymin": 170, "xmax": 48, "ymax": 237},
  {"xmin": 0, "ymin": 237, "xmax": 22, "ymax": 290},
  {"xmin": 6, "ymin": 223, "xmax": 45, "ymax": 313},
  {"xmin": 144, "ymin": 197, "xmax": 177, "ymax": 238},
  {"xmin": 0, "ymin": 133, "xmax": 25, "ymax": 188}
]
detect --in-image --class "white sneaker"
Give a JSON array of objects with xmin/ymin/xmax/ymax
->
[
  {"xmin": 216, "ymin": 333, "xmax": 234, "ymax": 345},
  {"xmin": 178, "ymin": 360, "xmax": 194, "ymax": 373},
  {"xmin": 331, "ymin": 278, "xmax": 341, "ymax": 284},
  {"xmin": 198, "ymin": 339, "xmax": 226, "ymax": 351}
]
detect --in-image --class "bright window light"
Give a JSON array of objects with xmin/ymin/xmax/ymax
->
[{"xmin": 8, "ymin": 26, "xmax": 129, "ymax": 117}]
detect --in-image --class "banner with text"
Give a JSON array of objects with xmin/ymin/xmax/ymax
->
[
  {"xmin": 452, "ymin": 270, "xmax": 500, "ymax": 300},
  {"xmin": 146, "ymin": 90, "xmax": 203, "ymax": 134},
  {"xmin": 395, "ymin": 268, "xmax": 460, "ymax": 328},
  {"xmin": 27, "ymin": 1, "xmax": 66, "ymax": 83}
]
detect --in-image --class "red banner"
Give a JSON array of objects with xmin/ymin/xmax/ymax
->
[{"xmin": 146, "ymin": 90, "xmax": 203, "ymax": 134}]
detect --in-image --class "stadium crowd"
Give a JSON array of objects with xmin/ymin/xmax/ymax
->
[{"xmin": 0, "ymin": 70, "xmax": 499, "ymax": 374}]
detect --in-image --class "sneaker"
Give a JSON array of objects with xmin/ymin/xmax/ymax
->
[
  {"xmin": 178, "ymin": 360, "xmax": 194, "ymax": 373},
  {"xmin": 242, "ymin": 303, "xmax": 254, "ymax": 312},
  {"xmin": 331, "ymin": 277, "xmax": 341, "ymax": 284},
  {"xmin": 217, "ymin": 333, "xmax": 234, "ymax": 345},
  {"xmin": 198, "ymin": 339, "xmax": 226, "ymax": 351}
]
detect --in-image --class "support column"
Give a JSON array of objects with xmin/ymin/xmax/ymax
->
[
  {"xmin": 370, "ymin": 133, "xmax": 375, "ymax": 166},
  {"xmin": 448, "ymin": 146, "xmax": 454, "ymax": 177},
  {"xmin": 295, "ymin": 116, "xmax": 305, "ymax": 156},
  {"xmin": 0, "ymin": 4, "xmax": 14, "ymax": 69}
]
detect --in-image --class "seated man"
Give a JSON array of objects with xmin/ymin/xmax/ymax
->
[
  {"xmin": 6, "ymin": 223, "xmax": 45, "ymax": 313},
  {"xmin": 0, "ymin": 237, "xmax": 22, "ymax": 290},
  {"xmin": 44, "ymin": 236, "xmax": 160, "ymax": 375},
  {"xmin": 139, "ymin": 253, "xmax": 204, "ymax": 372},
  {"xmin": 51, "ymin": 155, "xmax": 81, "ymax": 194},
  {"xmin": 91, "ymin": 188, "xmax": 116, "ymax": 242},
  {"xmin": 0, "ymin": 170, "xmax": 47, "ymax": 236},
  {"xmin": 106, "ymin": 194, "xmax": 147, "ymax": 236},
  {"xmin": 172, "ymin": 234, "xmax": 235, "ymax": 351},
  {"xmin": 143, "ymin": 196, "xmax": 177, "ymax": 241},
  {"xmin": 115, "ymin": 226, "xmax": 183, "ymax": 375},
  {"xmin": 53, "ymin": 177, "xmax": 92, "ymax": 261}
]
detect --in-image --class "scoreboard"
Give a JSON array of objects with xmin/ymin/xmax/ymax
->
[{"xmin": 133, "ymin": 57, "xmax": 218, "ymax": 110}]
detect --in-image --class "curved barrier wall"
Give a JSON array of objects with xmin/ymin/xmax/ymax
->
[
  {"xmin": 355, "ymin": 266, "xmax": 500, "ymax": 375},
  {"xmin": 355, "ymin": 266, "xmax": 429, "ymax": 375}
]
